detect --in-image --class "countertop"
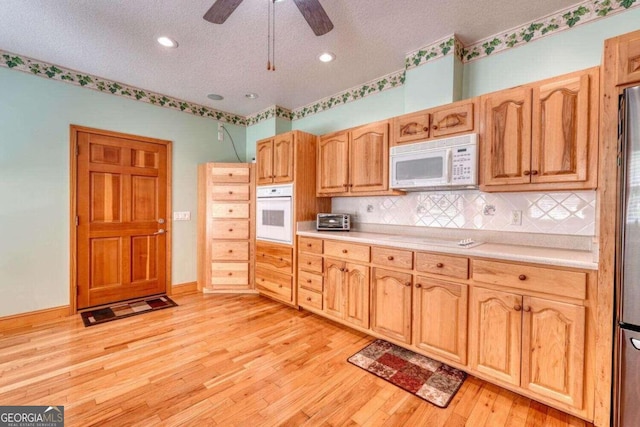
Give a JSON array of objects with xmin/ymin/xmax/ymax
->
[{"xmin": 296, "ymin": 229, "xmax": 598, "ymax": 270}]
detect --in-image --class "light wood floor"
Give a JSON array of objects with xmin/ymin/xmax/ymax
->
[{"xmin": 0, "ymin": 294, "xmax": 593, "ymax": 426}]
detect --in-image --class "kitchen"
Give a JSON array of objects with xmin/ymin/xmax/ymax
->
[{"xmin": 0, "ymin": 0, "xmax": 634, "ymax": 426}]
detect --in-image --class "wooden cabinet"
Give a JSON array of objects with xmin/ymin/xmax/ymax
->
[
  {"xmin": 256, "ymin": 133, "xmax": 294, "ymax": 185},
  {"xmin": 391, "ymin": 99, "xmax": 477, "ymax": 146},
  {"xmin": 371, "ymin": 268, "xmax": 412, "ymax": 343},
  {"xmin": 298, "ymin": 237, "xmax": 324, "ymax": 311},
  {"xmin": 197, "ymin": 163, "xmax": 254, "ymax": 293},
  {"xmin": 481, "ymin": 67, "xmax": 599, "ymax": 191},
  {"xmin": 323, "ymin": 259, "xmax": 370, "ymax": 327},
  {"xmin": 413, "ymin": 277, "xmax": 468, "ymax": 364},
  {"xmin": 255, "ymin": 241, "xmax": 294, "ymax": 304},
  {"xmin": 616, "ymin": 30, "xmax": 640, "ymax": 85},
  {"xmin": 317, "ymin": 120, "xmax": 397, "ymax": 196}
]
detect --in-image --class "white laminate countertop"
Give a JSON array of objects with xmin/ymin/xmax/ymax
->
[{"xmin": 296, "ymin": 229, "xmax": 598, "ymax": 270}]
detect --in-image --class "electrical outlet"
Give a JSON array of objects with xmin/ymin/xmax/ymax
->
[
  {"xmin": 173, "ymin": 211, "xmax": 191, "ymax": 221},
  {"xmin": 483, "ymin": 205, "xmax": 496, "ymax": 216},
  {"xmin": 366, "ymin": 204, "xmax": 374, "ymax": 213},
  {"xmin": 511, "ymin": 210, "xmax": 522, "ymax": 225}
]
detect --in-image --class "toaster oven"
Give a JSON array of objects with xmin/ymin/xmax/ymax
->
[{"xmin": 316, "ymin": 213, "xmax": 350, "ymax": 231}]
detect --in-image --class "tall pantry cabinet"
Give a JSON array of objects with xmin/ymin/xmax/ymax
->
[{"xmin": 197, "ymin": 163, "xmax": 256, "ymax": 293}]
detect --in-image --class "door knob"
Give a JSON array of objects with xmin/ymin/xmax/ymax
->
[{"xmin": 153, "ymin": 229, "xmax": 166, "ymax": 235}]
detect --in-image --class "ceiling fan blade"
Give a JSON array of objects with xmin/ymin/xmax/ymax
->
[
  {"xmin": 292, "ymin": 0, "xmax": 334, "ymax": 36},
  {"xmin": 203, "ymin": 0, "xmax": 244, "ymax": 24}
]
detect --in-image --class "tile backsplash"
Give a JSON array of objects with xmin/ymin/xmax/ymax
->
[{"xmin": 331, "ymin": 190, "xmax": 596, "ymax": 236}]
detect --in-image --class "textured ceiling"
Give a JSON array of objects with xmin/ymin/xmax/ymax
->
[{"xmin": 0, "ymin": 0, "xmax": 579, "ymax": 116}]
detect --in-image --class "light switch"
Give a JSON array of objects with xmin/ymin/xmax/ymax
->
[{"xmin": 173, "ymin": 211, "xmax": 191, "ymax": 221}]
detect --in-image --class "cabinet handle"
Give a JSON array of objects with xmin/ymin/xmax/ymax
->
[
  {"xmin": 531, "ymin": 170, "xmax": 539, "ymax": 175},
  {"xmin": 306, "ymin": 279, "xmax": 312, "ymax": 283},
  {"xmin": 228, "ymin": 191, "xmax": 233, "ymax": 195},
  {"xmin": 523, "ymin": 170, "xmax": 531, "ymax": 176},
  {"xmin": 306, "ymin": 297, "xmax": 312, "ymax": 302},
  {"xmin": 405, "ymin": 282, "xmax": 412, "ymax": 287},
  {"xmin": 307, "ymin": 243, "xmax": 312, "ymax": 247},
  {"xmin": 436, "ymin": 263, "xmax": 444, "ymax": 268},
  {"xmin": 228, "ymin": 173, "xmax": 233, "ymax": 177},
  {"xmin": 228, "ymin": 209, "xmax": 233, "ymax": 213},
  {"xmin": 228, "ymin": 272, "xmax": 233, "ymax": 276},
  {"xmin": 278, "ymin": 285, "xmax": 283, "ymax": 288},
  {"xmin": 342, "ymin": 249, "xmax": 348, "ymax": 254},
  {"xmin": 422, "ymin": 126, "xmax": 429, "ymax": 132},
  {"xmin": 279, "ymin": 257, "xmax": 283, "ymax": 261},
  {"xmin": 518, "ymin": 274, "xmax": 526, "ymax": 281},
  {"xmin": 432, "ymin": 125, "xmax": 439, "ymax": 130},
  {"xmin": 340, "ymin": 268, "xmax": 345, "ymax": 272},
  {"xmin": 524, "ymin": 306, "xmax": 531, "ymax": 312},
  {"xmin": 514, "ymin": 305, "xmax": 522, "ymax": 312},
  {"xmin": 228, "ymin": 228, "xmax": 233, "ymax": 232},
  {"xmin": 344, "ymin": 269, "xmax": 349, "ymax": 273},
  {"xmin": 228, "ymin": 250, "xmax": 233, "ymax": 253},
  {"xmin": 349, "ymin": 184, "xmax": 354, "ymax": 187},
  {"xmin": 307, "ymin": 261, "xmax": 311, "ymax": 265},
  {"xmin": 415, "ymin": 283, "xmax": 422, "ymax": 288},
  {"xmin": 387, "ymin": 256, "xmax": 394, "ymax": 261}
]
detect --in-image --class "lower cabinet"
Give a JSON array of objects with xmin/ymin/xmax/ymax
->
[
  {"xmin": 370, "ymin": 268, "xmax": 412, "ymax": 344},
  {"xmin": 413, "ymin": 277, "xmax": 468, "ymax": 364},
  {"xmin": 469, "ymin": 286, "xmax": 586, "ymax": 409},
  {"xmin": 324, "ymin": 259, "xmax": 370, "ymax": 328}
]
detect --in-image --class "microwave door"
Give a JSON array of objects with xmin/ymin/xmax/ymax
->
[{"xmin": 392, "ymin": 150, "xmax": 447, "ymax": 187}]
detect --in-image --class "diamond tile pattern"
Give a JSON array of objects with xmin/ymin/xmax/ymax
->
[{"xmin": 331, "ymin": 190, "xmax": 596, "ymax": 236}]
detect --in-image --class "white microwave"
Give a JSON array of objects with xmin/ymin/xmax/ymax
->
[{"xmin": 389, "ymin": 133, "xmax": 478, "ymax": 191}]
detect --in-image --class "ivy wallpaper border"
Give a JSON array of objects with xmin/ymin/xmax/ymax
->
[
  {"xmin": 1, "ymin": 0, "xmax": 639, "ymax": 125},
  {"xmin": 0, "ymin": 49, "xmax": 247, "ymax": 126}
]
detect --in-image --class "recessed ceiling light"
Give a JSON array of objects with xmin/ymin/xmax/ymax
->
[
  {"xmin": 157, "ymin": 36, "xmax": 178, "ymax": 48},
  {"xmin": 207, "ymin": 93, "xmax": 224, "ymax": 101},
  {"xmin": 245, "ymin": 93, "xmax": 259, "ymax": 99},
  {"xmin": 318, "ymin": 52, "xmax": 335, "ymax": 63}
]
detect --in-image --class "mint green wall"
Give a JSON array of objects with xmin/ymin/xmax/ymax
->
[
  {"xmin": 0, "ymin": 67, "xmax": 246, "ymax": 317},
  {"xmin": 275, "ymin": 117, "xmax": 292, "ymax": 135},
  {"xmin": 404, "ymin": 56, "xmax": 459, "ymax": 113},
  {"xmin": 463, "ymin": 8, "xmax": 640, "ymax": 98},
  {"xmin": 292, "ymin": 86, "xmax": 404, "ymax": 135},
  {"xmin": 246, "ymin": 118, "xmax": 276, "ymax": 162}
]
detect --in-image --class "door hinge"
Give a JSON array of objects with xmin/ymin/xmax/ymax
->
[{"xmin": 75, "ymin": 216, "xmax": 79, "ymax": 226}]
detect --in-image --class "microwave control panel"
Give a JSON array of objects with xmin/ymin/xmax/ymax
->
[{"xmin": 451, "ymin": 145, "xmax": 477, "ymax": 185}]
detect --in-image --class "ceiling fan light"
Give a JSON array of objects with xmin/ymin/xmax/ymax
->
[
  {"xmin": 157, "ymin": 36, "xmax": 178, "ymax": 48},
  {"xmin": 318, "ymin": 52, "xmax": 335, "ymax": 63}
]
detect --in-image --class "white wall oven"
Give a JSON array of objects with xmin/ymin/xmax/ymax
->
[{"xmin": 256, "ymin": 184, "xmax": 293, "ymax": 244}]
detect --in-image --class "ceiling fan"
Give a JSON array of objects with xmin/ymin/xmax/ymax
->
[{"xmin": 203, "ymin": 0, "xmax": 334, "ymax": 36}]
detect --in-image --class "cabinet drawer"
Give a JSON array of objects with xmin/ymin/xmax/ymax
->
[
  {"xmin": 211, "ymin": 262, "xmax": 249, "ymax": 285},
  {"xmin": 255, "ymin": 267, "xmax": 292, "ymax": 303},
  {"xmin": 298, "ymin": 253, "xmax": 323, "ymax": 273},
  {"xmin": 324, "ymin": 241, "xmax": 370, "ymax": 263},
  {"xmin": 299, "ymin": 236, "xmax": 323, "ymax": 254},
  {"xmin": 211, "ymin": 220, "xmax": 249, "ymax": 240},
  {"xmin": 298, "ymin": 270, "xmax": 323, "ymax": 293},
  {"xmin": 210, "ymin": 166, "xmax": 250, "ymax": 183},
  {"xmin": 472, "ymin": 260, "xmax": 586, "ymax": 300},
  {"xmin": 299, "ymin": 288, "xmax": 322, "ymax": 310},
  {"xmin": 431, "ymin": 101, "xmax": 475, "ymax": 138},
  {"xmin": 372, "ymin": 246, "xmax": 413, "ymax": 270},
  {"xmin": 211, "ymin": 241, "xmax": 249, "ymax": 261},
  {"xmin": 256, "ymin": 241, "xmax": 293, "ymax": 273},
  {"xmin": 392, "ymin": 111, "xmax": 431, "ymax": 145},
  {"xmin": 416, "ymin": 252, "xmax": 469, "ymax": 279},
  {"xmin": 210, "ymin": 184, "xmax": 250, "ymax": 201},
  {"xmin": 210, "ymin": 203, "xmax": 249, "ymax": 219}
]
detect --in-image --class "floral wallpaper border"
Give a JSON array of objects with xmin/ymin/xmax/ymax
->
[
  {"xmin": 1, "ymin": 0, "xmax": 638, "ymax": 125},
  {"xmin": 0, "ymin": 49, "xmax": 247, "ymax": 126}
]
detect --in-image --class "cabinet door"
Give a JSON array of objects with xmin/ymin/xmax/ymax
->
[
  {"xmin": 350, "ymin": 121, "xmax": 389, "ymax": 193},
  {"xmin": 391, "ymin": 111, "xmax": 430, "ymax": 145},
  {"xmin": 521, "ymin": 296, "xmax": 585, "ymax": 408},
  {"xmin": 324, "ymin": 259, "xmax": 345, "ymax": 319},
  {"xmin": 413, "ymin": 277, "xmax": 468, "ymax": 364},
  {"xmin": 531, "ymin": 69, "xmax": 594, "ymax": 184},
  {"xmin": 371, "ymin": 268, "xmax": 412, "ymax": 343},
  {"xmin": 344, "ymin": 263, "xmax": 370, "ymax": 328},
  {"xmin": 256, "ymin": 139, "xmax": 274, "ymax": 185},
  {"xmin": 482, "ymin": 87, "xmax": 532, "ymax": 186},
  {"xmin": 317, "ymin": 132, "xmax": 349, "ymax": 194},
  {"xmin": 617, "ymin": 31, "xmax": 640, "ymax": 85},
  {"xmin": 273, "ymin": 133, "xmax": 294, "ymax": 183},
  {"xmin": 469, "ymin": 287, "xmax": 522, "ymax": 386},
  {"xmin": 431, "ymin": 102, "xmax": 475, "ymax": 138}
]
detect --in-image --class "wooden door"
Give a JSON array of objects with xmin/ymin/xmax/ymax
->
[
  {"xmin": 317, "ymin": 131, "xmax": 349, "ymax": 194},
  {"xmin": 469, "ymin": 287, "xmax": 522, "ymax": 386},
  {"xmin": 323, "ymin": 259, "xmax": 345, "ymax": 319},
  {"xmin": 344, "ymin": 263, "xmax": 370, "ymax": 328},
  {"xmin": 431, "ymin": 101, "xmax": 475, "ymax": 138},
  {"xmin": 521, "ymin": 296, "xmax": 585, "ymax": 408},
  {"xmin": 350, "ymin": 121, "xmax": 389, "ymax": 193},
  {"xmin": 76, "ymin": 129, "xmax": 169, "ymax": 309},
  {"xmin": 413, "ymin": 277, "xmax": 468, "ymax": 364},
  {"xmin": 371, "ymin": 268, "xmax": 412, "ymax": 343},
  {"xmin": 256, "ymin": 139, "xmax": 274, "ymax": 185},
  {"xmin": 391, "ymin": 111, "xmax": 430, "ymax": 145},
  {"xmin": 482, "ymin": 87, "xmax": 532, "ymax": 186},
  {"xmin": 272, "ymin": 133, "xmax": 294, "ymax": 183},
  {"xmin": 531, "ymin": 69, "xmax": 594, "ymax": 184}
]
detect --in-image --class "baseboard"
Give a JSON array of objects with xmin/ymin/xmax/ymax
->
[
  {"xmin": 172, "ymin": 281, "xmax": 199, "ymax": 296},
  {"xmin": 0, "ymin": 306, "xmax": 70, "ymax": 332}
]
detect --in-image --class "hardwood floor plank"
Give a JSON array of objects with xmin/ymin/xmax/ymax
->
[{"xmin": 0, "ymin": 294, "xmax": 594, "ymax": 427}]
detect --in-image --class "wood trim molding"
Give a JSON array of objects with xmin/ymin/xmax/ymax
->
[
  {"xmin": 69, "ymin": 125, "xmax": 173, "ymax": 312},
  {"xmin": 0, "ymin": 306, "xmax": 70, "ymax": 333},
  {"xmin": 172, "ymin": 282, "xmax": 198, "ymax": 296}
]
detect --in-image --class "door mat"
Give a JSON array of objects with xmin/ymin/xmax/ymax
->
[
  {"xmin": 80, "ymin": 296, "xmax": 177, "ymax": 327},
  {"xmin": 348, "ymin": 339, "xmax": 466, "ymax": 408}
]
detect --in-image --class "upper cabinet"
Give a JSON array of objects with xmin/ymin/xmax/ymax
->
[
  {"xmin": 256, "ymin": 133, "xmax": 294, "ymax": 185},
  {"xmin": 481, "ymin": 67, "xmax": 599, "ymax": 192},
  {"xmin": 616, "ymin": 31, "xmax": 640, "ymax": 85},
  {"xmin": 317, "ymin": 120, "xmax": 398, "ymax": 196},
  {"xmin": 391, "ymin": 99, "xmax": 478, "ymax": 146}
]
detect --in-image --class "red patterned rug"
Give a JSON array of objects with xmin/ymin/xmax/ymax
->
[
  {"xmin": 348, "ymin": 339, "xmax": 466, "ymax": 408},
  {"xmin": 80, "ymin": 296, "xmax": 177, "ymax": 327}
]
